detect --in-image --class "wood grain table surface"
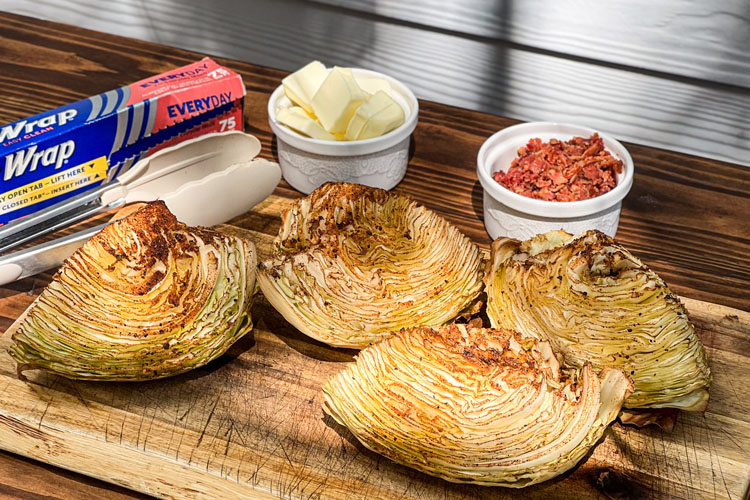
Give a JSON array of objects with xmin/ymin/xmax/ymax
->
[{"xmin": 0, "ymin": 11, "xmax": 748, "ymax": 500}]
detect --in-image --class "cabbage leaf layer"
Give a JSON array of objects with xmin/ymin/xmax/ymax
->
[
  {"xmin": 258, "ymin": 183, "xmax": 484, "ymax": 348},
  {"xmin": 10, "ymin": 201, "xmax": 257, "ymax": 381},
  {"xmin": 486, "ymin": 230, "xmax": 711, "ymax": 410},
  {"xmin": 324, "ymin": 324, "xmax": 632, "ymax": 487}
]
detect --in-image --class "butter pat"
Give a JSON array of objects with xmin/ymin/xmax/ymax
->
[
  {"xmin": 344, "ymin": 90, "xmax": 405, "ymax": 140},
  {"xmin": 277, "ymin": 106, "xmax": 337, "ymax": 141},
  {"xmin": 355, "ymin": 77, "xmax": 392, "ymax": 97},
  {"xmin": 282, "ymin": 61, "xmax": 328, "ymax": 115},
  {"xmin": 311, "ymin": 67, "xmax": 366, "ymax": 134}
]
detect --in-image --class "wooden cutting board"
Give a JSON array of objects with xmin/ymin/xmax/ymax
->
[{"xmin": 0, "ymin": 195, "xmax": 748, "ymax": 500}]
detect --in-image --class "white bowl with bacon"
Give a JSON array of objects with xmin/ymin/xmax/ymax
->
[{"xmin": 477, "ymin": 122, "xmax": 634, "ymax": 240}]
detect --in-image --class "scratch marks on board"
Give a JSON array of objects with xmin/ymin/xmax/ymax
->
[
  {"xmin": 1, "ymin": 290, "xmax": 748, "ymax": 499},
  {"xmin": 704, "ymin": 414, "xmax": 734, "ymax": 500}
]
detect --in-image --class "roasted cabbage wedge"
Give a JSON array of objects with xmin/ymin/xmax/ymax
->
[
  {"xmin": 257, "ymin": 183, "xmax": 484, "ymax": 348},
  {"xmin": 323, "ymin": 324, "xmax": 633, "ymax": 487},
  {"xmin": 486, "ymin": 230, "xmax": 711, "ymax": 411},
  {"xmin": 9, "ymin": 201, "xmax": 257, "ymax": 381}
]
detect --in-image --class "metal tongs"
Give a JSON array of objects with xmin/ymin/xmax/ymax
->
[{"xmin": 0, "ymin": 131, "xmax": 281, "ymax": 285}]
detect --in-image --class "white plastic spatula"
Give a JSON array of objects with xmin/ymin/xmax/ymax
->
[
  {"xmin": 0, "ymin": 131, "xmax": 271, "ymax": 252},
  {"xmin": 0, "ymin": 132, "xmax": 281, "ymax": 285}
]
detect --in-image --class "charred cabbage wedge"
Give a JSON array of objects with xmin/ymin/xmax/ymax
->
[
  {"xmin": 323, "ymin": 324, "xmax": 633, "ymax": 487},
  {"xmin": 486, "ymin": 230, "xmax": 711, "ymax": 411},
  {"xmin": 257, "ymin": 183, "xmax": 484, "ymax": 348},
  {"xmin": 9, "ymin": 201, "xmax": 257, "ymax": 381}
]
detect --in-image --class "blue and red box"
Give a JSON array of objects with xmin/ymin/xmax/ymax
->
[{"xmin": 0, "ymin": 57, "xmax": 245, "ymax": 224}]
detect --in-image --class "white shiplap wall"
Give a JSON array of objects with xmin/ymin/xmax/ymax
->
[
  {"xmin": 1, "ymin": 0, "xmax": 749, "ymax": 165},
  {"xmin": 314, "ymin": 0, "xmax": 750, "ymax": 87}
]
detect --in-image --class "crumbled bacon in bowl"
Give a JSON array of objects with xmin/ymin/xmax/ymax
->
[{"xmin": 492, "ymin": 134, "xmax": 623, "ymax": 202}]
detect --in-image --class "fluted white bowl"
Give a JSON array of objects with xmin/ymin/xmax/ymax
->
[
  {"xmin": 268, "ymin": 68, "xmax": 418, "ymax": 194},
  {"xmin": 477, "ymin": 122, "xmax": 634, "ymax": 240}
]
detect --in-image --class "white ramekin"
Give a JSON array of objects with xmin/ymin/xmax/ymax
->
[
  {"xmin": 477, "ymin": 122, "xmax": 634, "ymax": 240},
  {"xmin": 268, "ymin": 68, "xmax": 419, "ymax": 194}
]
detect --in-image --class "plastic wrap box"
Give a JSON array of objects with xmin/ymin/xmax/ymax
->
[{"xmin": 0, "ymin": 57, "xmax": 245, "ymax": 224}]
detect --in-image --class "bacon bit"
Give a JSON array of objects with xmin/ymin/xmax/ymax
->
[{"xmin": 493, "ymin": 134, "xmax": 623, "ymax": 202}]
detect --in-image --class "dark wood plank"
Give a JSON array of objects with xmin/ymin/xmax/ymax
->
[
  {"xmin": 0, "ymin": 452, "xmax": 153, "ymax": 500},
  {"xmin": 0, "ymin": 10, "xmax": 748, "ymax": 500},
  {"xmin": 4, "ymin": 0, "xmax": 750, "ymax": 165}
]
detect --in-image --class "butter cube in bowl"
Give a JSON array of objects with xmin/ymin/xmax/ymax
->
[{"xmin": 268, "ymin": 63, "xmax": 418, "ymax": 194}]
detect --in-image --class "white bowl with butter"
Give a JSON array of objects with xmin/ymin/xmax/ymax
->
[{"xmin": 268, "ymin": 68, "xmax": 418, "ymax": 194}]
